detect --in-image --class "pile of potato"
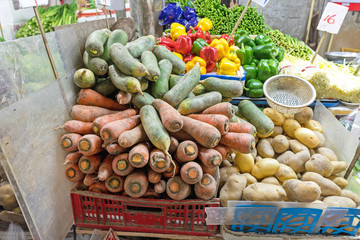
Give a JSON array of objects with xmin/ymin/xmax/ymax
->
[{"xmin": 219, "ymin": 107, "xmax": 360, "ymax": 208}]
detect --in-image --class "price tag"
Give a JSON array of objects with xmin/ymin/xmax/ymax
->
[
  {"xmin": 98, "ymin": 0, "xmax": 111, "ymax": 7},
  {"xmin": 317, "ymin": 2, "xmax": 349, "ymax": 34},
  {"xmin": 252, "ymin": 0, "xmax": 270, "ymax": 7},
  {"xmin": 13, "ymin": 0, "xmax": 48, "ymax": 9}
]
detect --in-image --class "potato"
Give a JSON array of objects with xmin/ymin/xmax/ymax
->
[
  {"xmin": 289, "ymin": 140, "xmax": 309, "ymax": 153},
  {"xmin": 288, "ymin": 150, "xmax": 310, "ymax": 173},
  {"xmin": 261, "ymin": 176, "xmax": 280, "ymax": 185},
  {"xmin": 297, "ymin": 173, "xmax": 302, "ymax": 179},
  {"xmin": 341, "ymin": 189, "xmax": 360, "ymax": 206},
  {"xmin": 220, "ymin": 173, "xmax": 247, "ymax": 206},
  {"xmin": 304, "ymin": 120, "xmax": 323, "ymax": 133},
  {"xmin": 329, "ymin": 176, "xmax": 348, "ymax": 189},
  {"xmin": 234, "ymin": 152, "xmax": 254, "ymax": 174},
  {"xmin": 331, "ymin": 161, "xmax": 348, "ymax": 174},
  {"xmin": 0, "ymin": 182, "xmax": 18, "ymax": 211},
  {"xmin": 313, "ymin": 131, "xmax": 325, "ymax": 148},
  {"xmin": 284, "ymin": 113, "xmax": 294, "ymax": 119},
  {"xmin": 317, "ymin": 147, "xmax": 338, "ymax": 161},
  {"xmin": 271, "ymin": 135, "xmax": 289, "ymax": 154},
  {"xmin": 263, "ymin": 108, "xmax": 285, "ymax": 126},
  {"xmin": 271, "ymin": 126, "xmax": 284, "ymax": 137},
  {"xmin": 309, "ymin": 149, "xmax": 316, "ymax": 156},
  {"xmin": 294, "ymin": 107, "xmax": 313, "ymax": 124},
  {"xmin": 276, "ymin": 151, "xmax": 294, "ymax": 165},
  {"xmin": 250, "ymin": 147, "xmax": 257, "ymax": 159},
  {"xmin": 243, "ymin": 173, "xmax": 257, "ymax": 186},
  {"xmin": 305, "ymin": 154, "xmax": 334, "ymax": 177},
  {"xmin": 219, "ymin": 166, "xmax": 239, "ymax": 187},
  {"xmin": 294, "ymin": 128, "xmax": 319, "ymax": 149},
  {"xmin": 255, "ymin": 156, "xmax": 263, "ymax": 162},
  {"xmin": 323, "ymin": 196, "xmax": 356, "ymax": 208},
  {"xmin": 283, "ymin": 119, "xmax": 301, "ymax": 138},
  {"xmin": 275, "ymin": 164, "xmax": 297, "ymax": 182},
  {"xmin": 301, "ymin": 172, "xmax": 341, "ymax": 196},
  {"xmin": 257, "ymin": 139, "xmax": 275, "ymax": 158},
  {"xmin": 221, "ymin": 159, "xmax": 233, "ymax": 168},
  {"xmin": 283, "ymin": 179, "xmax": 321, "ymax": 202},
  {"xmin": 265, "ymin": 137, "xmax": 274, "ymax": 145},
  {"xmin": 243, "ymin": 183, "xmax": 287, "ymax": 201},
  {"xmin": 251, "ymin": 158, "xmax": 280, "ymax": 179}
]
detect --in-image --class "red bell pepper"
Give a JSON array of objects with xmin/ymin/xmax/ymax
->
[
  {"xmin": 187, "ymin": 26, "xmax": 205, "ymax": 42},
  {"xmin": 220, "ymin": 34, "xmax": 234, "ymax": 45},
  {"xmin": 175, "ymin": 35, "xmax": 192, "ymax": 55},
  {"xmin": 204, "ymin": 32, "xmax": 211, "ymax": 44},
  {"xmin": 200, "ymin": 47, "xmax": 218, "ymax": 72},
  {"xmin": 157, "ymin": 37, "xmax": 176, "ymax": 51},
  {"xmin": 183, "ymin": 52, "xmax": 195, "ymax": 63}
]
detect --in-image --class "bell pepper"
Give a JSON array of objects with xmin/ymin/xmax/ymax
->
[
  {"xmin": 170, "ymin": 23, "xmax": 186, "ymax": 41},
  {"xmin": 204, "ymin": 31, "xmax": 211, "ymax": 44},
  {"xmin": 217, "ymin": 58, "xmax": 237, "ymax": 76},
  {"xmin": 186, "ymin": 56, "xmax": 207, "ymax": 75},
  {"xmin": 234, "ymin": 30, "xmax": 249, "ymax": 42},
  {"xmin": 187, "ymin": 26, "xmax": 205, "ymax": 42},
  {"xmin": 236, "ymin": 43, "xmax": 253, "ymax": 66},
  {"xmin": 244, "ymin": 79, "xmax": 264, "ymax": 98},
  {"xmin": 175, "ymin": 35, "xmax": 192, "ymax": 55},
  {"xmin": 250, "ymin": 59, "xmax": 259, "ymax": 67},
  {"xmin": 183, "ymin": 52, "xmax": 195, "ymax": 63},
  {"xmin": 276, "ymin": 47, "xmax": 285, "ymax": 62},
  {"xmin": 209, "ymin": 38, "xmax": 229, "ymax": 60},
  {"xmin": 200, "ymin": 47, "xmax": 218, "ymax": 72},
  {"xmin": 235, "ymin": 34, "xmax": 255, "ymax": 48},
  {"xmin": 173, "ymin": 52, "xmax": 183, "ymax": 60},
  {"xmin": 197, "ymin": 18, "xmax": 212, "ymax": 32},
  {"xmin": 225, "ymin": 52, "xmax": 241, "ymax": 69},
  {"xmin": 258, "ymin": 59, "xmax": 279, "ymax": 82},
  {"xmin": 229, "ymin": 46, "xmax": 239, "ymax": 53},
  {"xmin": 191, "ymin": 38, "xmax": 209, "ymax": 56},
  {"xmin": 253, "ymin": 43, "xmax": 279, "ymax": 60},
  {"xmin": 220, "ymin": 34, "xmax": 234, "ymax": 45},
  {"xmin": 157, "ymin": 37, "xmax": 176, "ymax": 51},
  {"xmin": 254, "ymin": 34, "xmax": 273, "ymax": 45},
  {"xmin": 243, "ymin": 65, "xmax": 258, "ymax": 80}
]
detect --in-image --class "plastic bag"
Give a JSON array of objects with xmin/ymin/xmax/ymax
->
[
  {"xmin": 158, "ymin": 3, "xmax": 183, "ymax": 26},
  {"xmin": 340, "ymin": 107, "xmax": 360, "ymax": 135},
  {"xmin": 4, "ymin": 222, "xmax": 25, "ymax": 240}
]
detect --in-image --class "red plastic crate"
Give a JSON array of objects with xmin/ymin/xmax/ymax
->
[{"xmin": 70, "ymin": 190, "xmax": 220, "ymax": 236}]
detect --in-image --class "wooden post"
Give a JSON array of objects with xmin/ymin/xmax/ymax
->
[
  {"xmin": 345, "ymin": 144, "xmax": 360, "ymax": 179},
  {"xmin": 0, "ymin": 22, "xmax": 4, "ymax": 39},
  {"xmin": 227, "ymin": 0, "xmax": 252, "ymax": 44},
  {"xmin": 305, "ymin": 0, "xmax": 316, "ymax": 45},
  {"xmin": 104, "ymin": 6, "xmax": 110, "ymax": 29},
  {"xmin": 327, "ymin": 33, "xmax": 334, "ymax": 53},
  {"xmin": 311, "ymin": 31, "xmax": 327, "ymax": 64}
]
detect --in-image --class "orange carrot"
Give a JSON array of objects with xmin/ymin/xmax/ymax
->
[
  {"xmin": 129, "ymin": 143, "xmax": 150, "ymax": 168},
  {"xmin": 175, "ymin": 140, "xmax": 198, "ymax": 163},
  {"xmin": 83, "ymin": 174, "xmax": 97, "ymax": 186},
  {"xmin": 118, "ymin": 124, "xmax": 148, "ymax": 148},
  {"xmin": 105, "ymin": 174, "xmax": 125, "ymax": 193},
  {"xmin": 213, "ymin": 144, "xmax": 232, "ymax": 162},
  {"xmin": 229, "ymin": 122, "xmax": 257, "ymax": 136},
  {"xmin": 78, "ymin": 134, "xmax": 104, "ymax": 156},
  {"xmin": 61, "ymin": 133, "xmax": 82, "ymax": 152},
  {"xmin": 200, "ymin": 163, "xmax": 218, "ymax": 176},
  {"xmin": 220, "ymin": 132, "xmax": 256, "ymax": 154},
  {"xmin": 92, "ymin": 109, "xmax": 138, "ymax": 134},
  {"xmin": 124, "ymin": 170, "xmax": 149, "ymax": 198},
  {"xmin": 163, "ymin": 160, "xmax": 180, "ymax": 178},
  {"xmin": 148, "ymin": 169, "xmax": 162, "ymax": 184},
  {"xmin": 202, "ymin": 102, "xmax": 235, "ymax": 119},
  {"xmin": 152, "ymin": 99, "xmax": 183, "ymax": 132},
  {"xmin": 100, "ymin": 115, "xmax": 141, "ymax": 143},
  {"xmin": 149, "ymin": 149, "xmax": 171, "ymax": 173},
  {"xmin": 112, "ymin": 153, "xmax": 134, "ymax": 176},
  {"xmin": 170, "ymin": 129, "xmax": 195, "ymax": 141},
  {"xmin": 194, "ymin": 173, "xmax": 216, "ymax": 200},
  {"xmin": 64, "ymin": 151, "xmax": 82, "ymax": 165},
  {"xmin": 182, "ymin": 116, "xmax": 221, "ymax": 148},
  {"xmin": 73, "ymin": 181, "xmax": 89, "ymax": 191},
  {"xmin": 166, "ymin": 176, "xmax": 191, "ymax": 200},
  {"xmin": 62, "ymin": 120, "xmax": 93, "ymax": 134},
  {"xmin": 105, "ymin": 143, "xmax": 126, "ymax": 155},
  {"xmin": 154, "ymin": 180, "xmax": 166, "ymax": 194},
  {"xmin": 89, "ymin": 181, "xmax": 109, "ymax": 193},
  {"xmin": 96, "ymin": 154, "xmax": 114, "ymax": 181},
  {"xmin": 198, "ymin": 147, "xmax": 222, "ymax": 168},
  {"xmin": 116, "ymin": 91, "xmax": 132, "ymax": 105},
  {"xmin": 142, "ymin": 186, "xmax": 161, "ymax": 198},
  {"xmin": 169, "ymin": 137, "xmax": 179, "ymax": 154},
  {"xmin": 65, "ymin": 164, "xmax": 85, "ymax": 182},
  {"xmin": 78, "ymin": 154, "xmax": 102, "ymax": 174},
  {"xmin": 77, "ymin": 88, "xmax": 128, "ymax": 111},
  {"xmin": 180, "ymin": 161, "xmax": 203, "ymax": 184},
  {"xmin": 71, "ymin": 105, "xmax": 117, "ymax": 122},
  {"xmin": 188, "ymin": 114, "xmax": 229, "ymax": 135}
]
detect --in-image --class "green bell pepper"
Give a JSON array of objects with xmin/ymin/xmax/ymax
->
[
  {"xmin": 236, "ymin": 44, "xmax": 253, "ymax": 66},
  {"xmin": 252, "ymin": 43, "xmax": 279, "ymax": 60},
  {"xmin": 276, "ymin": 47, "xmax": 285, "ymax": 62},
  {"xmin": 243, "ymin": 65, "xmax": 258, "ymax": 81},
  {"xmin": 245, "ymin": 79, "xmax": 264, "ymax": 97},
  {"xmin": 191, "ymin": 38, "xmax": 209, "ymax": 56},
  {"xmin": 250, "ymin": 59, "xmax": 259, "ymax": 67},
  {"xmin": 258, "ymin": 59, "xmax": 279, "ymax": 82},
  {"xmin": 254, "ymin": 34, "xmax": 273, "ymax": 45},
  {"xmin": 235, "ymin": 35, "xmax": 256, "ymax": 48},
  {"xmin": 246, "ymin": 88, "xmax": 264, "ymax": 98},
  {"xmin": 234, "ymin": 30, "xmax": 249, "ymax": 42}
]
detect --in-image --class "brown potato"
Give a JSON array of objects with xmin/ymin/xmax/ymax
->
[
  {"xmin": 331, "ymin": 161, "xmax": 348, "ymax": 174},
  {"xmin": 341, "ymin": 190, "xmax": 360, "ymax": 206},
  {"xmin": 243, "ymin": 183, "xmax": 287, "ymax": 201},
  {"xmin": 251, "ymin": 158, "xmax": 280, "ymax": 180},
  {"xmin": 323, "ymin": 196, "xmax": 356, "ymax": 208},
  {"xmin": 294, "ymin": 128, "xmax": 319, "ymax": 149},
  {"xmin": 271, "ymin": 126, "xmax": 284, "ymax": 137},
  {"xmin": 271, "ymin": 135, "xmax": 289, "ymax": 154},
  {"xmin": 329, "ymin": 176, "xmax": 348, "ymax": 189},
  {"xmin": 283, "ymin": 179, "xmax": 321, "ymax": 202},
  {"xmin": 243, "ymin": 173, "xmax": 257, "ymax": 186},
  {"xmin": 276, "ymin": 151, "xmax": 295, "ymax": 165},
  {"xmin": 317, "ymin": 147, "xmax": 338, "ymax": 161},
  {"xmin": 302, "ymin": 172, "xmax": 341, "ymax": 196},
  {"xmin": 261, "ymin": 176, "xmax": 280, "ymax": 185},
  {"xmin": 284, "ymin": 113, "xmax": 294, "ymax": 119},
  {"xmin": 219, "ymin": 166, "xmax": 239, "ymax": 188},
  {"xmin": 275, "ymin": 163, "xmax": 297, "ymax": 182},
  {"xmin": 304, "ymin": 120, "xmax": 323, "ymax": 133},
  {"xmin": 220, "ymin": 173, "xmax": 247, "ymax": 207},
  {"xmin": 305, "ymin": 154, "xmax": 334, "ymax": 177},
  {"xmin": 289, "ymin": 140, "xmax": 309, "ymax": 153},
  {"xmin": 294, "ymin": 107, "xmax": 313, "ymax": 124},
  {"xmin": 313, "ymin": 131, "xmax": 325, "ymax": 148},
  {"xmin": 283, "ymin": 119, "xmax": 301, "ymax": 138},
  {"xmin": 263, "ymin": 108, "xmax": 285, "ymax": 126},
  {"xmin": 257, "ymin": 139, "xmax": 275, "ymax": 158},
  {"xmin": 288, "ymin": 150, "xmax": 310, "ymax": 173}
]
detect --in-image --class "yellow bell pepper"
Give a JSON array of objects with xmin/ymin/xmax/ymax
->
[
  {"xmin": 210, "ymin": 38, "xmax": 229, "ymax": 60},
  {"xmin": 217, "ymin": 58, "xmax": 237, "ymax": 76},
  {"xmin": 225, "ymin": 52, "xmax": 241, "ymax": 69},
  {"xmin": 170, "ymin": 23, "xmax": 186, "ymax": 41},
  {"xmin": 186, "ymin": 57, "xmax": 207, "ymax": 75},
  {"xmin": 229, "ymin": 46, "xmax": 239, "ymax": 53},
  {"xmin": 197, "ymin": 18, "xmax": 213, "ymax": 32},
  {"xmin": 173, "ymin": 52, "xmax": 183, "ymax": 60}
]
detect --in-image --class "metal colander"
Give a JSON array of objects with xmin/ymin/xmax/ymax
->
[{"xmin": 263, "ymin": 75, "xmax": 316, "ymax": 114}]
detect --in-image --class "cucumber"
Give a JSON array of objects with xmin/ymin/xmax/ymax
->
[
  {"xmin": 74, "ymin": 68, "xmax": 96, "ymax": 88},
  {"xmin": 101, "ymin": 30, "xmax": 128, "ymax": 62},
  {"xmin": 85, "ymin": 29, "xmax": 110, "ymax": 57},
  {"xmin": 200, "ymin": 77, "xmax": 243, "ymax": 98},
  {"xmin": 178, "ymin": 91, "xmax": 222, "ymax": 115},
  {"xmin": 83, "ymin": 51, "xmax": 108, "ymax": 76},
  {"xmin": 93, "ymin": 77, "xmax": 117, "ymax": 96},
  {"xmin": 153, "ymin": 45, "xmax": 186, "ymax": 75},
  {"xmin": 237, "ymin": 100, "xmax": 274, "ymax": 136},
  {"xmin": 192, "ymin": 84, "xmax": 207, "ymax": 96},
  {"xmin": 141, "ymin": 51, "xmax": 160, "ymax": 82},
  {"xmin": 169, "ymin": 75, "xmax": 182, "ymax": 88},
  {"xmin": 109, "ymin": 43, "xmax": 149, "ymax": 77},
  {"xmin": 162, "ymin": 63, "xmax": 200, "ymax": 107},
  {"xmin": 131, "ymin": 92, "xmax": 154, "ymax": 109},
  {"xmin": 151, "ymin": 59, "xmax": 172, "ymax": 99},
  {"xmin": 108, "ymin": 65, "xmax": 143, "ymax": 94},
  {"xmin": 126, "ymin": 36, "xmax": 156, "ymax": 58}
]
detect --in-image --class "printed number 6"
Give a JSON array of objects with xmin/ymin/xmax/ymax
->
[{"xmin": 324, "ymin": 15, "xmax": 336, "ymax": 24}]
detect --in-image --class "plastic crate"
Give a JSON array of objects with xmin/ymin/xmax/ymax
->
[{"xmin": 70, "ymin": 190, "xmax": 220, "ymax": 236}]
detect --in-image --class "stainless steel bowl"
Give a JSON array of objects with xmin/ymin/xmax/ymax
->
[{"xmin": 325, "ymin": 52, "xmax": 359, "ymax": 64}]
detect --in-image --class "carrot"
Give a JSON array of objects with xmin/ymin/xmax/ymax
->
[
  {"xmin": 105, "ymin": 174, "xmax": 125, "ymax": 193},
  {"xmin": 229, "ymin": 122, "xmax": 257, "ymax": 136},
  {"xmin": 124, "ymin": 170, "xmax": 149, "ymax": 198},
  {"xmin": 71, "ymin": 105, "xmax": 117, "ymax": 122},
  {"xmin": 73, "ymin": 181, "xmax": 89, "ymax": 191},
  {"xmin": 112, "ymin": 153, "xmax": 134, "ymax": 176},
  {"xmin": 175, "ymin": 140, "xmax": 198, "ymax": 163},
  {"xmin": 152, "ymin": 99, "xmax": 184, "ymax": 132},
  {"xmin": 77, "ymin": 88, "xmax": 128, "ymax": 111},
  {"xmin": 213, "ymin": 144, "xmax": 233, "ymax": 162},
  {"xmin": 169, "ymin": 137, "xmax": 179, "ymax": 154},
  {"xmin": 182, "ymin": 116, "xmax": 221, "ymax": 148},
  {"xmin": 61, "ymin": 133, "xmax": 81, "ymax": 152},
  {"xmin": 100, "ymin": 115, "xmax": 141, "ymax": 143},
  {"xmin": 154, "ymin": 180, "xmax": 166, "ymax": 194},
  {"xmin": 220, "ymin": 132, "xmax": 256, "ymax": 154},
  {"xmin": 149, "ymin": 149, "xmax": 171, "ymax": 173},
  {"xmin": 198, "ymin": 147, "xmax": 222, "ymax": 168},
  {"xmin": 92, "ymin": 109, "xmax": 138, "ymax": 134},
  {"xmin": 96, "ymin": 154, "xmax": 114, "ymax": 181},
  {"xmin": 194, "ymin": 173, "xmax": 216, "ymax": 200},
  {"xmin": 116, "ymin": 91, "xmax": 132, "ymax": 105},
  {"xmin": 62, "ymin": 120, "xmax": 93, "ymax": 134},
  {"xmin": 78, "ymin": 154, "xmax": 102, "ymax": 174},
  {"xmin": 83, "ymin": 174, "xmax": 97, "ymax": 186},
  {"xmin": 89, "ymin": 181, "xmax": 109, "ymax": 193},
  {"xmin": 169, "ymin": 129, "xmax": 195, "ymax": 142},
  {"xmin": 202, "ymin": 102, "xmax": 235, "ymax": 119},
  {"xmin": 118, "ymin": 124, "xmax": 148, "ymax": 148},
  {"xmin": 64, "ymin": 151, "xmax": 82, "ymax": 165},
  {"xmin": 166, "ymin": 176, "xmax": 191, "ymax": 200},
  {"xmin": 163, "ymin": 160, "xmax": 180, "ymax": 178},
  {"xmin": 65, "ymin": 164, "xmax": 85, "ymax": 182},
  {"xmin": 187, "ymin": 114, "xmax": 229, "ymax": 135},
  {"xmin": 200, "ymin": 163, "xmax": 218, "ymax": 176},
  {"xmin": 142, "ymin": 186, "xmax": 161, "ymax": 198},
  {"xmin": 78, "ymin": 134, "xmax": 104, "ymax": 156},
  {"xmin": 148, "ymin": 169, "xmax": 162, "ymax": 184},
  {"xmin": 129, "ymin": 143, "xmax": 150, "ymax": 168},
  {"xmin": 105, "ymin": 143, "xmax": 126, "ymax": 155},
  {"xmin": 180, "ymin": 161, "xmax": 203, "ymax": 184}
]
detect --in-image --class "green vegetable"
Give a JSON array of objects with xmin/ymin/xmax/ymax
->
[
  {"xmin": 178, "ymin": 91, "xmax": 222, "ymax": 115},
  {"xmin": 236, "ymin": 44, "xmax": 253, "ymax": 66},
  {"xmin": 0, "ymin": 37, "xmax": 5, "ymax": 42},
  {"xmin": 192, "ymin": 38, "xmax": 209, "ymax": 56},
  {"xmin": 276, "ymin": 47, "xmax": 285, "ymax": 62},
  {"xmin": 200, "ymin": 77, "xmax": 243, "ymax": 98},
  {"xmin": 74, "ymin": 68, "xmax": 96, "ymax": 88},
  {"xmin": 250, "ymin": 59, "xmax": 259, "ymax": 67},
  {"xmin": 151, "ymin": 59, "xmax": 172, "ymax": 99},
  {"xmin": 141, "ymin": 51, "xmax": 160, "ymax": 82},
  {"xmin": 192, "ymin": 84, "xmax": 207, "ymax": 96},
  {"xmin": 83, "ymin": 51, "xmax": 108, "ymax": 76},
  {"xmin": 252, "ymin": 43, "xmax": 279, "ymax": 60},
  {"xmin": 108, "ymin": 65, "xmax": 143, "ymax": 94},
  {"xmin": 243, "ymin": 65, "xmax": 258, "ymax": 81},
  {"xmin": 258, "ymin": 59, "xmax": 279, "ymax": 82},
  {"xmin": 254, "ymin": 34, "xmax": 273, "ymax": 45},
  {"xmin": 244, "ymin": 79, "xmax": 264, "ymax": 98},
  {"xmin": 169, "ymin": 75, "xmax": 183, "ymax": 88},
  {"xmin": 132, "ymin": 92, "xmax": 154, "ymax": 109},
  {"xmin": 93, "ymin": 78, "xmax": 117, "ymax": 96},
  {"xmin": 85, "ymin": 29, "xmax": 111, "ymax": 57},
  {"xmin": 126, "ymin": 35, "xmax": 156, "ymax": 58},
  {"xmin": 101, "ymin": 30, "xmax": 128, "ymax": 62},
  {"xmin": 153, "ymin": 45, "xmax": 186, "ymax": 75},
  {"xmin": 234, "ymin": 35, "xmax": 255, "ymax": 48}
]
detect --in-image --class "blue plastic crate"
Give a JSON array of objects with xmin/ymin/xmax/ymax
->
[{"xmin": 320, "ymin": 208, "xmax": 360, "ymax": 236}]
